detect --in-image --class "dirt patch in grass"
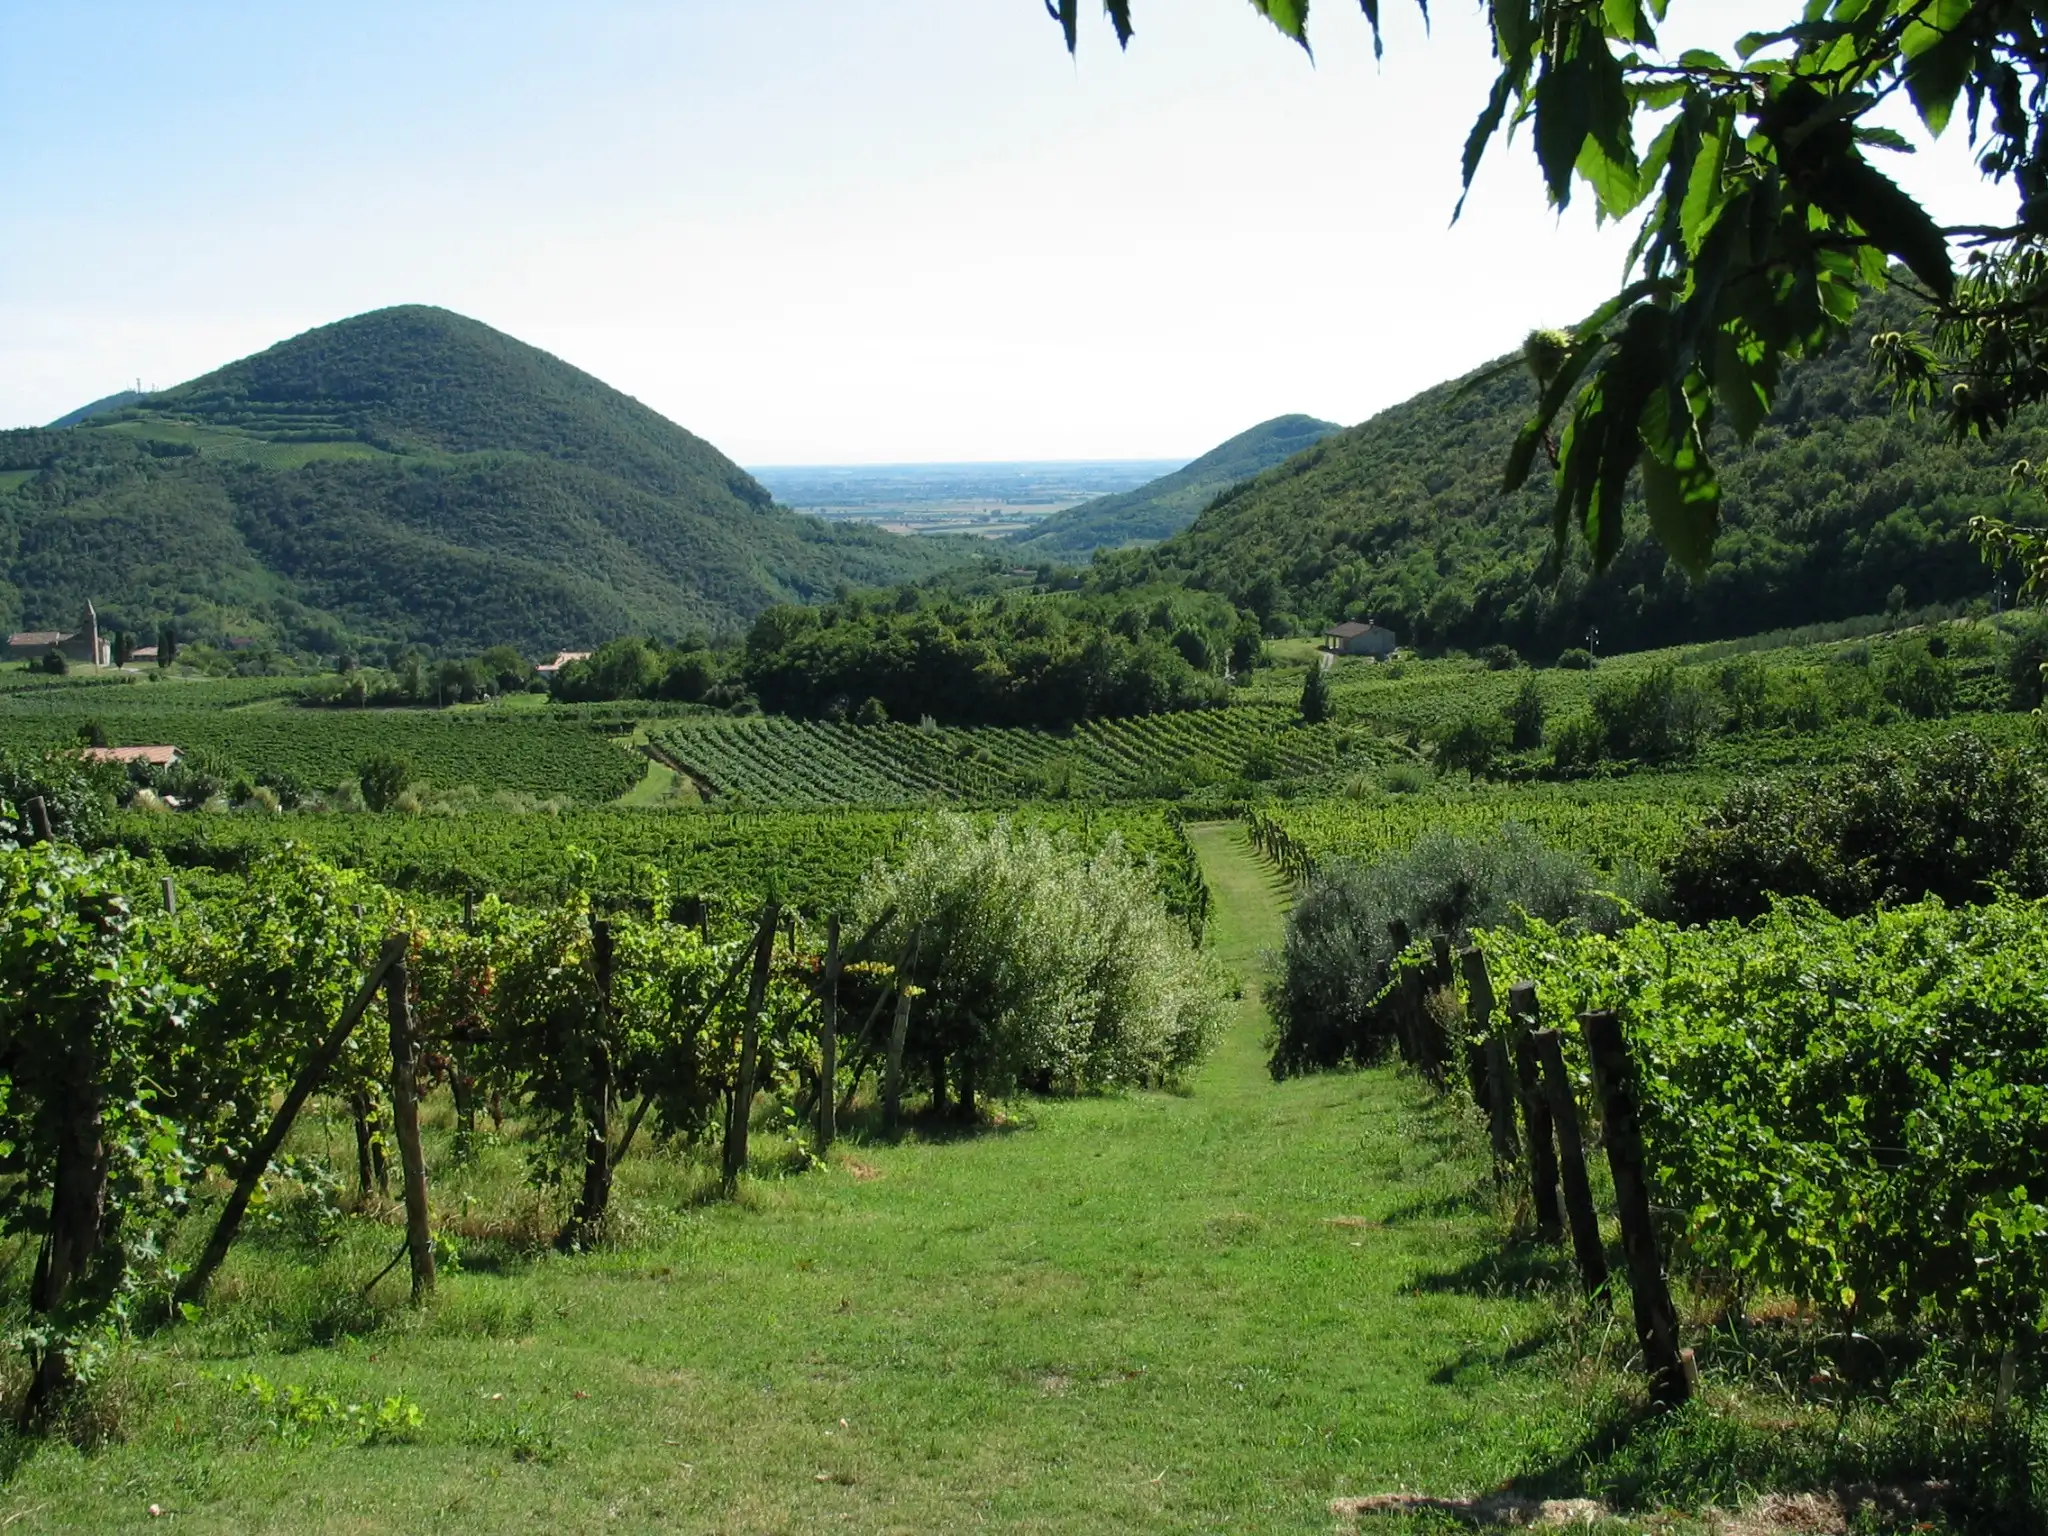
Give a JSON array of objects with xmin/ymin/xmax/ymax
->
[{"xmin": 1332, "ymin": 1481, "xmax": 1955, "ymax": 1533}]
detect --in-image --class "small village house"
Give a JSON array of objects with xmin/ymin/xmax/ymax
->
[
  {"xmin": 1323, "ymin": 620, "xmax": 1398, "ymax": 659},
  {"xmin": 82, "ymin": 745, "xmax": 182, "ymax": 769},
  {"xmin": 535, "ymin": 649, "xmax": 592, "ymax": 678},
  {"xmin": 7, "ymin": 600, "xmax": 112, "ymax": 667}
]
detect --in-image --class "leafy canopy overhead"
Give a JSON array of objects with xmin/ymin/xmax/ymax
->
[{"xmin": 1053, "ymin": 2, "xmax": 2048, "ymax": 578}]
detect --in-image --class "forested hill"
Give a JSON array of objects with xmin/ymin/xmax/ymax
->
[
  {"xmin": 45, "ymin": 390, "xmax": 142, "ymax": 430},
  {"xmin": 1093, "ymin": 286, "xmax": 2039, "ymax": 657},
  {"xmin": 1013, "ymin": 413, "xmax": 1338, "ymax": 556},
  {"xmin": 0, "ymin": 307, "xmax": 969, "ymax": 654}
]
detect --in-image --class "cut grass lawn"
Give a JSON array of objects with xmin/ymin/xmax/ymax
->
[{"xmin": 0, "ymin": 826, "xmax": 1606, "ymax": 1531}]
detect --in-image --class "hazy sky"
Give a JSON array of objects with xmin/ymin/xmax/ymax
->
[{"xmin": 1, "ymin": 1, "xmax": 2013, "ymax": 463}]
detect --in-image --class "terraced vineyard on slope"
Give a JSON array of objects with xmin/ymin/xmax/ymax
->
[{"xmin": 647, "ymin": 706, "xmax": 1368, "ymax": 806}]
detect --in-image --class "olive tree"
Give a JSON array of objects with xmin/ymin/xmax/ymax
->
[{"xmin": 855, "ymin": 815, "xmax": 1224, "ymax": 1102}]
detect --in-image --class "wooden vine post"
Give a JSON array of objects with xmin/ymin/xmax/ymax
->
[
  {"xmin": 449, "ymin": 893, "xmax": 478, "ymax": 1161},
  {"xmin": 722, "ymin": 903, "xmax": 781, "ymax": 1190},
  {"xmin": 1459, "ymin": 949, "xmax": 1519, "ymax": 1177},
  {"xmin": 1530, "ymin": 1024, "xmax": 1609, "ymax": 1297},
  {"xmin": 1402, "ymin": 962, "xmax": 1434, "ymax": 1082},
  {"xmin": 883, "ymin": 928, "xmax": 922, "ymax": 1135},
  {"xmin": 1579, "ymin": 1009, "xmax": 1689, "ymax": 1410},
  {"xmin": 385, "ymin": 949, "xmax": 436, "ymax": 1303},
  {"xmin": 1507, "ymin": 982, "xmax": 1564, "ymax": 1244},
  {"xmin": 564, "ymin": 918, "xmax": 617, "ymax": 1246},
  {"xmin": 818, "ymin": 913, "xmax": 842, "ymax": 1151},
  {"xmin": 1385, "ymin": 920, "xmax": 1419, "ymax": 1066},
  {"xmin": 1424, "ymin": 936, "xmax": 1457, "ymax": 1084},
  {"xmin": 24, "ymin": 795, "xmax": 52, "ymax": 843},
  {"xmin": 351, "ymin": 1092, "xmax": 389, "ymax": 1198}
]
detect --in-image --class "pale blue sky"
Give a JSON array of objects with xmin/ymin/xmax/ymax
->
[{"xmin": 0, "ymin": 2, "xmax": 2010, "ymax": 462}]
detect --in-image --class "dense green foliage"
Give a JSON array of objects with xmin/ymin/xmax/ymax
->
[
  {"xmin": 0, "ymin": 840, "xmax": 187, "ymax": 1399},
  {"xmin": 855, "ymin": 817, "xmax": 1224, "ymax": 1096},
  {"xmin": 1480, "ymin": 896, "xmax": 2048, "ymax": 1346},
  {"xmin": 1266, "ymin": 826, "xmax": 1649, "ymax": 1078},
  {"xmin": 547, "ymin": 636, "xmax": 730, "ymax": 706},
  {"xmin": 1010, "ymin": 414, "xmax": 1336, "ymax": 556},
  {"xmin": 0, "ymin": 747, "xmax": 123, "ymax": 840},
  {"xmin": 1095, "ymin": 290, "xmax": 2031, "ymax": 657},
  {"xmin": 0, "ymin": 307, "xmax": 969, "ymax": 653},
  {"xmin": 301, "ymin": 645, "xmax": 535, "ymax": 707},
  {"xmin": 1667, "ymin": 731, "xmax": 2048, "ymax": 922},
  {"xmin": 740, "ymin": 585, "xmax": 1254, "ymax": 727}
]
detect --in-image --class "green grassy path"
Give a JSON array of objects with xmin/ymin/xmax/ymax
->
[
  {"xmin": 1181, "ymin": 820, "xmax": 1294, "ymax": 1104},
  {"xmin": 0, "ymin": 827, "xmax": 1579, "ymax": 1533}
]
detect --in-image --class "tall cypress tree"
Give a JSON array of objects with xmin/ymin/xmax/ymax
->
[{"xmin": 1299, "ymin": 659, "xmax": 1331, "ymax": 724}]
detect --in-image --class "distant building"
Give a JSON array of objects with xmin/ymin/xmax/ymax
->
[
  {"xmin": 82, "ymin": 745, "xmax": 182, "ymax": 768},
  {"xmin": 535, "ymin": 649, "xmax": 592, "ymax": 677},
  {"xmin": 129, "ymin": 645, "xmax": 159, "ymax": 664},
  {"xmin": 1324, "ymin": 620, "xmax": 1398, "ymax": 658},
  {"xmin": 7, "ymin": 601, "xmax": 111, "ymax": 667}
]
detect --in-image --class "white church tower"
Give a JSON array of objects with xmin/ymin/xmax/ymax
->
[{"xmin": 80, "ymin": 600, "xmax": 108, "ymax": 668}]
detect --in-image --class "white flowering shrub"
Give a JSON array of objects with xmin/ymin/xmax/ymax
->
[{"xmin": 856, "ymin": 815, "xmax": 1224, "ymax": 1096}]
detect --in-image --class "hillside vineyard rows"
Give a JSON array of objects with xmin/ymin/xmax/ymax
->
[{"xmin": 648, "ymin": 706, "xmax": 1351, "ymax": 805}]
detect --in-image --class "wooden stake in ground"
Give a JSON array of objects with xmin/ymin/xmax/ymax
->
[
  {"xmin": 385, "ymin": 951, "xmax": 435, "ymax": 1303},
  {"xmin": 1508, "ymin": 983, "xmax": 1563, "ymax": 1244},
  {"xmin": 1531, "ymin": 1025, "xmax": 1608, "ymax": 1297},
  {"xmin": 818, "ymin": 914, "xmax": 842, "ymax": 1151},
  {"xmin": 1578, "ymin": 1009, "xmax": 1688, "ymax": 1409},
  {"xmin": 24, "ymin": 795, "xmax": 52, "ymax": 843},
  {"xmin": 180, "ymin": 936, "xmax": 409, "ymax": 1307},
  {"xmin": 565, "ymin": 918, "xmax": 617, "ymax": 1246},
  {"xmin": 351, "ymin": 1091, "xmax": 389, "ymax": 1198},
  {"xmin": 722, "ymin": 903, "xmax": 781, "ymax": 1190},
  {"xmin": 1460, "ymin": 950, "xmax": 1519, "ymax": 1175},
  {"xmin": 883, "ymin": 929, "xmax": 922, "ymax": 1136},
  {"xmin": 1425, "ymin": 936, "xmax": 1458, "ymax": 1086},
  {"xmin": 1384, "ymin": 921, "xmax": 1418, "ymax": 1066}
]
